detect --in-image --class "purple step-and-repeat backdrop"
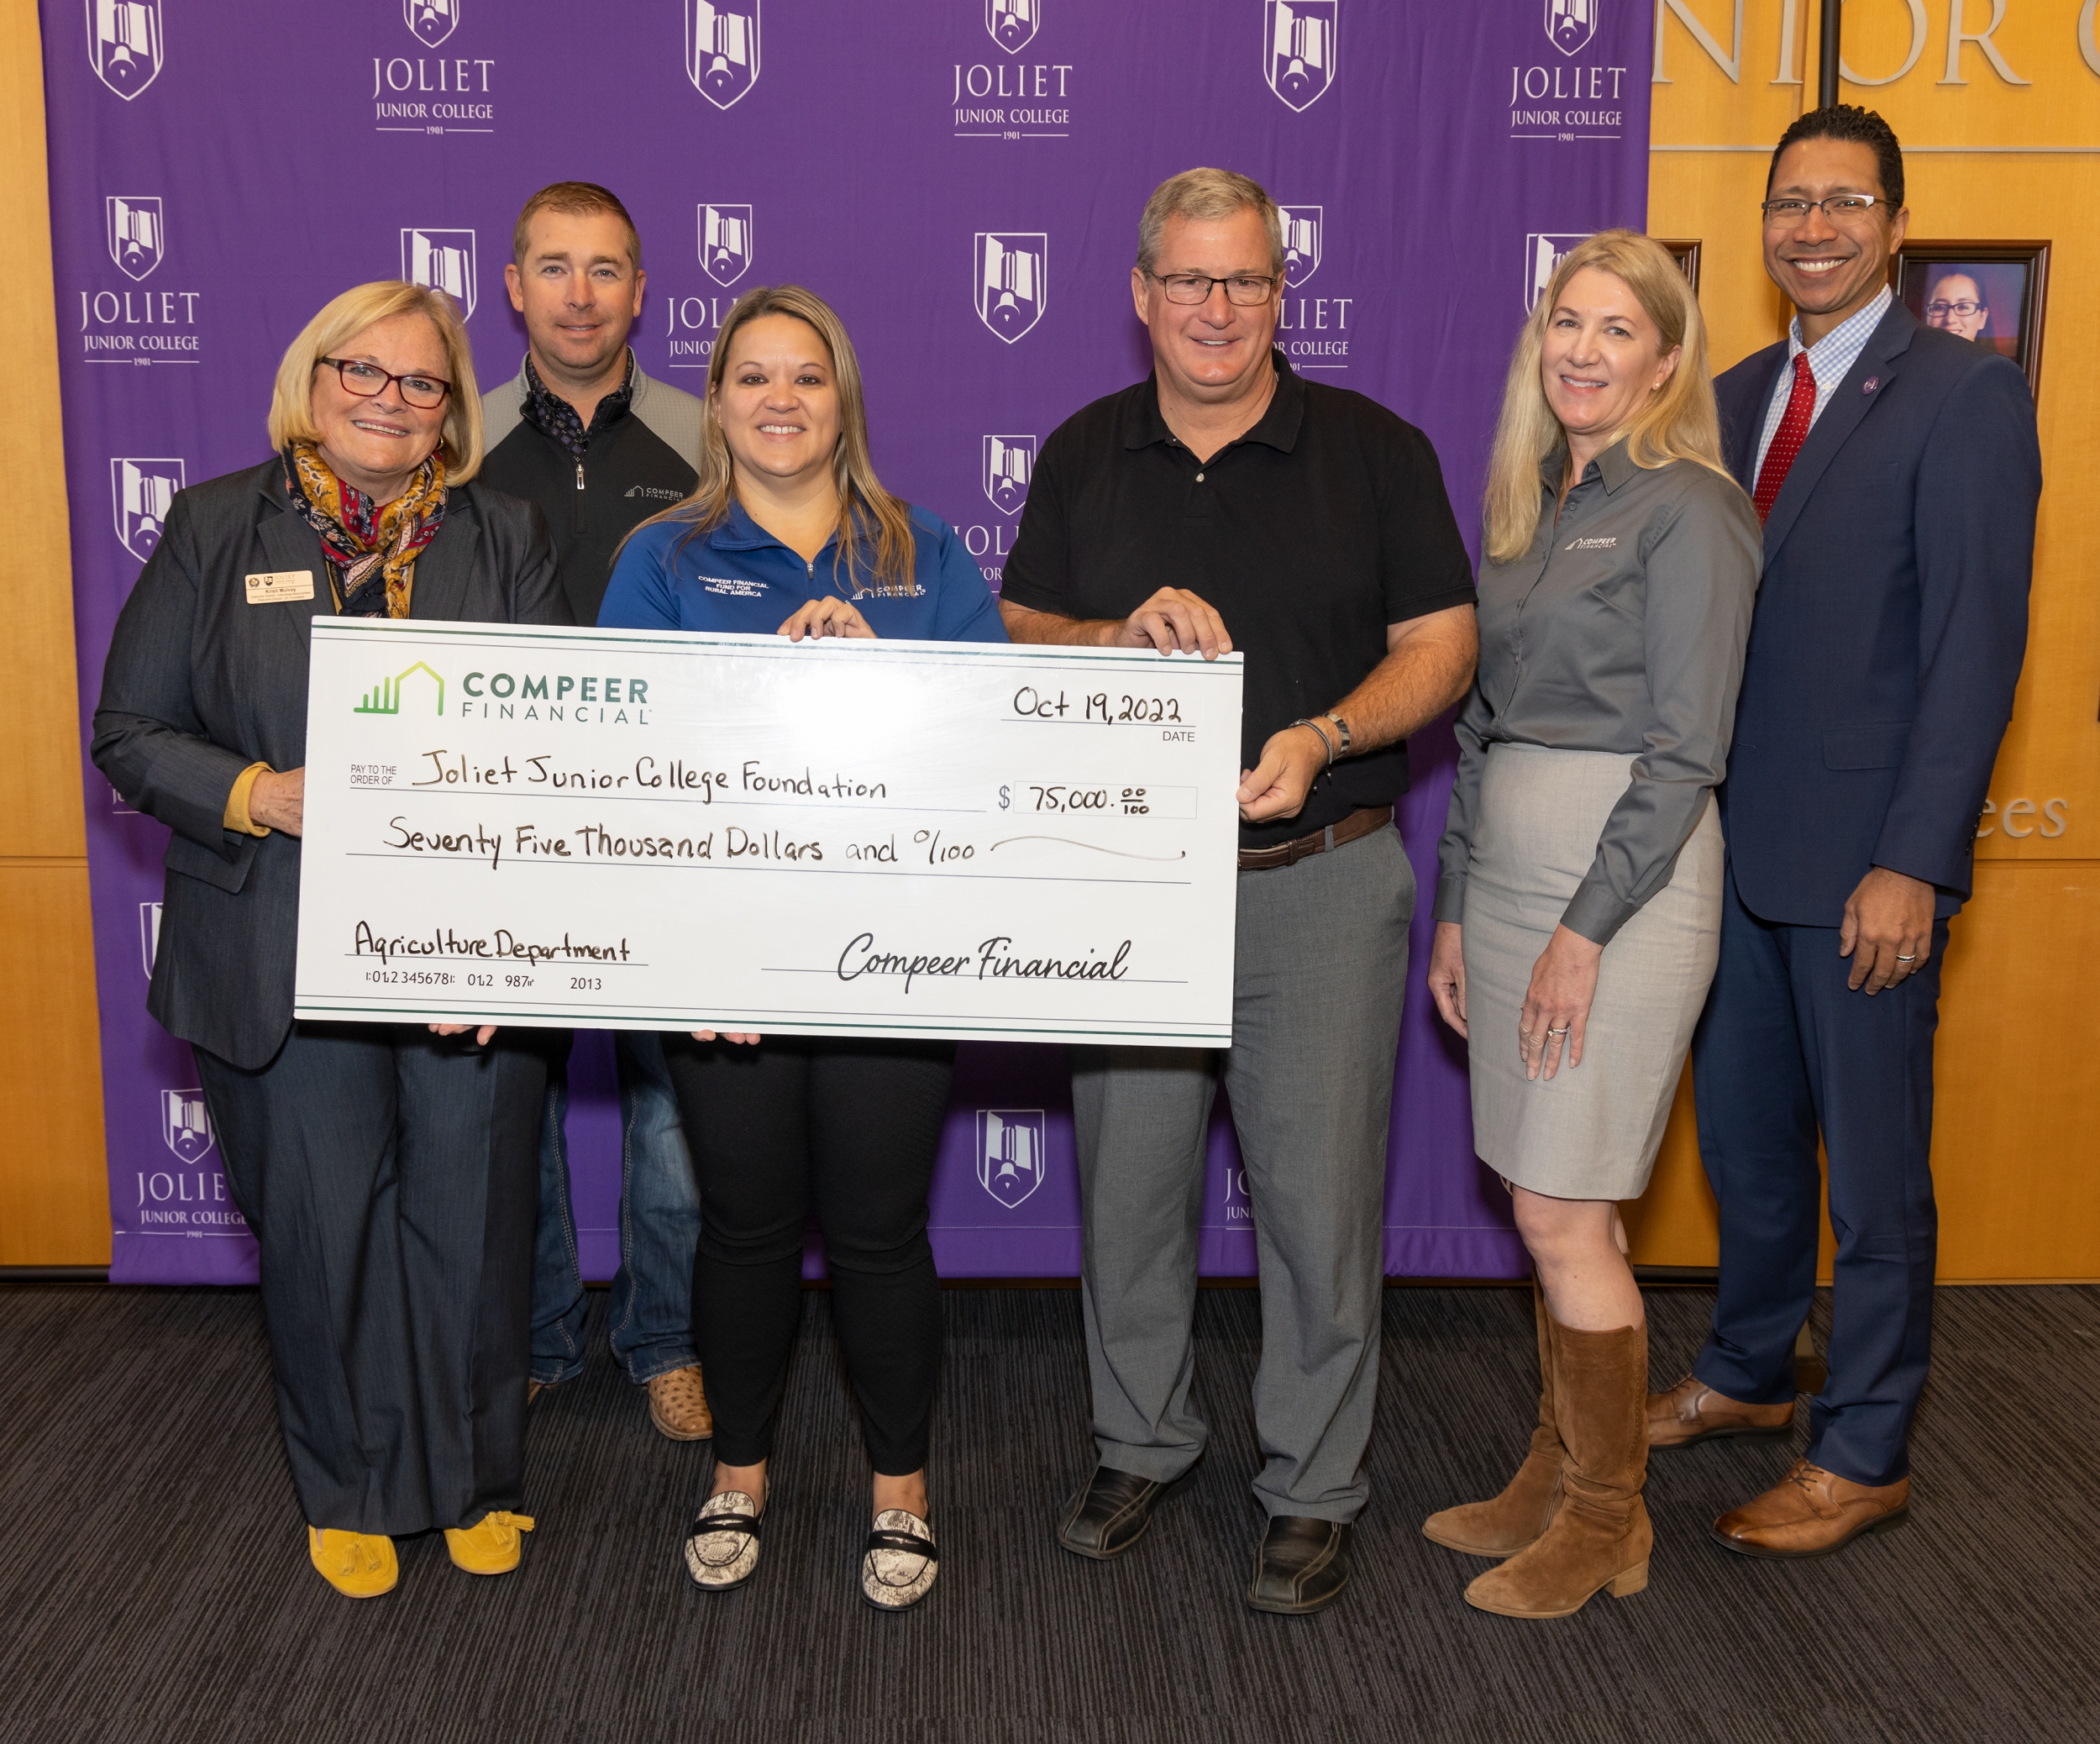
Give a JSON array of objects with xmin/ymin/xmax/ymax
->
[{"xmin": 46, "ymin": 0, "xmax": 1653, "ymax": 1285}]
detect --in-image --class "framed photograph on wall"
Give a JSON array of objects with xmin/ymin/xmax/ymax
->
[
  {"xmin": 1891, "ymin": 240, "xmax": 2049, "ymax": 401},
  {"xmin": 1657, "ymin": 239, "xmax": 1701, "ymax": 293}
]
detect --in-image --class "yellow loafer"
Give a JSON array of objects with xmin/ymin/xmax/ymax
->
[
  {"xmin": 444, "ymin": 1510, "xmax": 536, "ymax": 1575},
  {"xmin": 307, "ymin": 1526, "xmax": 397, "ymax": 1599}
]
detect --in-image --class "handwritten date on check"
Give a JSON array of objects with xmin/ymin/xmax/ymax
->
[{"xmin": 294, "ymin": 620, "xmax": 1244, "ymax": 1045}]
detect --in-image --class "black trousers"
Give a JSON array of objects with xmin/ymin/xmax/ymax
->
[
  {"xmin": 663, "ymin": 1034, "xmax": 953, "ymax": 1473},
  {"xmin": 195, "ymin": 1022, "xmax": 545, "ymax": 1536}
]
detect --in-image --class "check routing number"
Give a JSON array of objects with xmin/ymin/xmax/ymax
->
[{"xmin": 293, "ymin": 619, "xmax": 1246, "ymax": 1045}]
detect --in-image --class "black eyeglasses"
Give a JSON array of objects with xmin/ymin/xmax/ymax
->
[
  {"xmin": 1143, "ymin": 271, "xmax": 1278, "ymax": 307},
  {"xmin": 316, "ymin": 357, "xmax": 453, "ymax": 409}
]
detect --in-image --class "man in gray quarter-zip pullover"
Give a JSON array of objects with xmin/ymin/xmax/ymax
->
[{"xmin": 478, "ymin": 181, "xmax": 714, "ymax": 1442}]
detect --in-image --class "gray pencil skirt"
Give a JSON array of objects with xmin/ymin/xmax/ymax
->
[{"xmin": 1461, "ymin": 742, "xmax": 1723, "ymax": 1202}]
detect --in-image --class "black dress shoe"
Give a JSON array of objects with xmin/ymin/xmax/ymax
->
[
  {"xmin": 1056, "ymin": 1463, "xmax": 1197, "ymax": 1561},
  {"xmin": 1246, "ymin": 1515, "xmax": 1350, "ymax": 1615}
]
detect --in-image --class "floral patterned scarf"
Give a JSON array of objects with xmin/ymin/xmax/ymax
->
[{"xmin": 283, "ymin": 440, "xmax": 448, "ymax": 618}]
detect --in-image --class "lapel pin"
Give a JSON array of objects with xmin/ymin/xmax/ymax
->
[{"xmin": 1862, "ymin": 376, "xmax": 1881, "ymax": 394}]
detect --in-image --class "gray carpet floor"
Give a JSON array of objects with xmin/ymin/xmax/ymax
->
[{"xmin": 0, "ymin": 1280, "xmax": 2095, "ymax": 1744}]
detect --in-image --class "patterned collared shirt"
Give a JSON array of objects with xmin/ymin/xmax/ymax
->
[
  {"xmin": 1754, "ymin": 286, "xmax": 1892, "ymax": 479},
  {"xmin": 520, "ymin": 349, "xmax": 636, "ymax": 461}
]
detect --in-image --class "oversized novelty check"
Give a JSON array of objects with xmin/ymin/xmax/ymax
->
[{"xmin": 294, "ymin": 619, "xmax": 1244, "ymax": 1045}]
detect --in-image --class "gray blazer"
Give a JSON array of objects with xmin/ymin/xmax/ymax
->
[{"xmin": 92, "ymin": 457, "xmax": 571, "ymax": 1069}]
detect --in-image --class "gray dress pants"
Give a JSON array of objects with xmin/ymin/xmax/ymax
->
[
  {"xmin": 196, "ymin": 1022, "xmax": 545, "ymax": 1537},
  {"xmin": 1073, "ymin": 825, "xmax": 1414, "ymax": 1521}
]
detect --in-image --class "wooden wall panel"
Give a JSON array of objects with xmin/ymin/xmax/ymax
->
[
  {"xmin": 0, "ymin": 0, "xmax": 110, "ymax": 1266},
  {"xmin": 0, "ymin": 865, "xmax": 109, "ymax": 1264}
]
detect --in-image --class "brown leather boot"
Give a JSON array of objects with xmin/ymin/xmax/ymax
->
[
  {"xmin": 1464, "ymin": 1315, "xmax": 1651, "ymax": 1619},
  {"xmin": 1423, "ymin": 1288, "xmax": 1562, "ymax": 1557}
]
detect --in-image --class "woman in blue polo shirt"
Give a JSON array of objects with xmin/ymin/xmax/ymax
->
[{"xmin": 602, "ymin": 284, "xmax": 1001, "ymax": 1613}]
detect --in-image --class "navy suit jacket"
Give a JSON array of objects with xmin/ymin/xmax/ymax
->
[
  {"xmin": 92, "ymin": 459, "xmax": 570, "ymax": 1069},
  {"xmin": 1713, "ymin": 300, "xmax": 2039, "ymax": 928}
]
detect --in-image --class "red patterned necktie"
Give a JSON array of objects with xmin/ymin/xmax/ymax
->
[{"xmin": 1752, "ymin": 351, "xmax": 1817, "ymax": 525}]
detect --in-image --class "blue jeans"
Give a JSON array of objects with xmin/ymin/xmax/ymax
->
[{"xmin": 530, "ymin": 1030, "xmax": 702, "ymax": 1386}]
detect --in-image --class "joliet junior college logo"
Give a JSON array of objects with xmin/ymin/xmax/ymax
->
[
  {"xmin": 987, "ymin": 0, "xmax": 1037, "ymax": 54},
  {"xmin": 107, "ymin": 194, "xmax": 163, "ymax": 281},
  {"xmin": 1525, "ymin": 233, "xmax": 1589, "ymax": 311},
  {"xmin": 112, "ymin": 457, "xmax": 183, "ymax": 559},
  {"xmin": 688, "ymin": 0, "xmax": 759, "ymax": 108},
  {"xmin": 1280, "ymin": 205, "xmax": 1320, "ymax": 286},
  {"xmin": 701, "ymin": 204, "xmax": 753, "ymax": 287},
  {"xmin": 1547, "ymin": 0, "xmax": 1599, "ymax": 56},
  {"xmin": 984, "ymin": 434, "xmax": 1035, "ymax": 514},
  {"xmin": 354, "ymin": 661, "xmax": 445, "ymax": 716},
  {"xmin": 402, "ymin": 227, "xmax": 476, "ymax": 316},
  {"xmin": 87, "ymin": 0, "xmax": 164, "ymax": 100},
  {"xmin": 405, "ymin": 0, "xmax": 459, "ymax": 48},
  {"xmin": 1264, "ymin": 0, "xmax": 1335, "ymax": 113},
  {"xmin": 976, "ymin": 1109, "xmax": 1047, "ymax": 1209},
  {"xmin": 975, "ymin": 233, "xmax": 1047, "ymax": 343},
  {"xmin": 161, "ymin": 1089, "xmax": 215, "ymax": 1164}
]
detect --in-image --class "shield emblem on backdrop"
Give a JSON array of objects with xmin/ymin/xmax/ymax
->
[
  {"xmin": 402, "ymin": 228, "xmax": 477, "ymax": 317},
  {"xmin": 688, "ymin": 0, "xmax": 761, "ymax": 108},
  {"xmin": 106, "ymin": 195, "xmax": 164, "ymax": 281},
  {"xmin": 987, "ymin": 0, "xmax": 1037, "ymax": 54},
  {"xmin": 701, "ymin": 204, "xmax": 754, "ymax": 287},
  {"xmin": 111, "ymin": 457, "xmax": 184, "ymax": 560},
  {"xmin": 1546, "ymin": 0, "xmax": 1599, "ymax": 58},
  {"xmin": 87, "ymin": 0, "xmax": 164, "ymax": 101},
  {"xmin": 405, "ymin": 0, "xmax": 459, "ymax": 47},
  {"xmin": 974, "ymin": 233, "xmax": 1047, "ymax": 344},
  {"xmin": 976, "ymin": 1110, "xmax": 1047, "ymax": 1209},
  {"xmin": 1263, "ymin": 0, "xmax": 1336, "ymax": 113},
  {"xmin": 983, "ymin": 435, "xmax": 1036, "ymax": 514},
  {"xmin": 139, "ymin": 901, "xmax": 160, "ymax": 979},
  {"xmin": 1524, "ymin": 232, "xmax": 1590, "ymax": 312},
  {"xmin": 1279, "ymin": 205, "xmax": 1321, "ymax": 287},
  {"xmin": 160, "ymin": 1089, "xmax": 215, "ymax": 1164}
]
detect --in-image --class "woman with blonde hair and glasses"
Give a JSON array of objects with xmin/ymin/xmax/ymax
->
[
  {"xmin": 1420, "ymin": 231, "xmax": 1759, "ymax": 1617},
  {"xmin": 92, "ymin": 281, "xmax": 569, "ymax": 1599},
  {"xmin": 599, "ymin": 284, "xmax": 1003, "ymax": 1610}
]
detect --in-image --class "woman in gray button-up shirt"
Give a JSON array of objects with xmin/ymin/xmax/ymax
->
[{"xmin": 1420, "ymin": 231, "xmax": 1760, "ymax": 1621}]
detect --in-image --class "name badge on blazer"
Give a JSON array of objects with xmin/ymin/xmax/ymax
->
[{"xmin": 245, "ymin": 570, "xmax": 315, "ymax": 604}]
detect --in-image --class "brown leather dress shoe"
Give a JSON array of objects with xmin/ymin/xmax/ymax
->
[
  {"xmin": 648, "ymin": 1365, "xmax": 714, "ymax": 1441},
  {"xmin": 1711, "ymin": 1458, "xmax": 1909, "ymax": 1558},
  {"xmin": 1647, "ymin": 1373, "xmax": 1794, "ymax": 1450}
]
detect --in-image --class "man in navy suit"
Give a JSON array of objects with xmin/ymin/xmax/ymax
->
[{"xmin": 1646, "ymin": 106, "xmax": 2040, "ymax": 1558}]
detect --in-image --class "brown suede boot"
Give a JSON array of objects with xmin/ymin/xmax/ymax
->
[
  {"xmin": 1464, "ymin": 1315, "xmax": 1651, "ymax": 1619},
  {"xmin": 1423, "ymin": 1288, "xmax": 1562, "ymax": 1557}
]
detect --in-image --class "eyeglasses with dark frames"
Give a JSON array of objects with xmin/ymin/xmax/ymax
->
[
  {"xmin": 315, "ymin": 357, "xmax": 453, "ymax": 409},
  {"xmin": 1142, "ymin": 270, "xmax": 1279, "ymax": 307}
]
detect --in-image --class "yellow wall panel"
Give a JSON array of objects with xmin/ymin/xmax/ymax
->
[{"xmin": 0, "ymin": 864, "xmax": 110, "ymax": 1265}]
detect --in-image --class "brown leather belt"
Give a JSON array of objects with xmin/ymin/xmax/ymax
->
[{"xmin": 1237, "ymin": 805, "xmax": 1394, "ymax": 871}]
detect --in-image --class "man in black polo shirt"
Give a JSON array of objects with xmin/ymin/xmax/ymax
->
[
  {"xmin": 478, "ymin": 183, "xmax": 714, "ymax": 1442},
  {"xmin": 1000, "ymin": 168, "xmax": 1478, "ymax": 1615}
]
